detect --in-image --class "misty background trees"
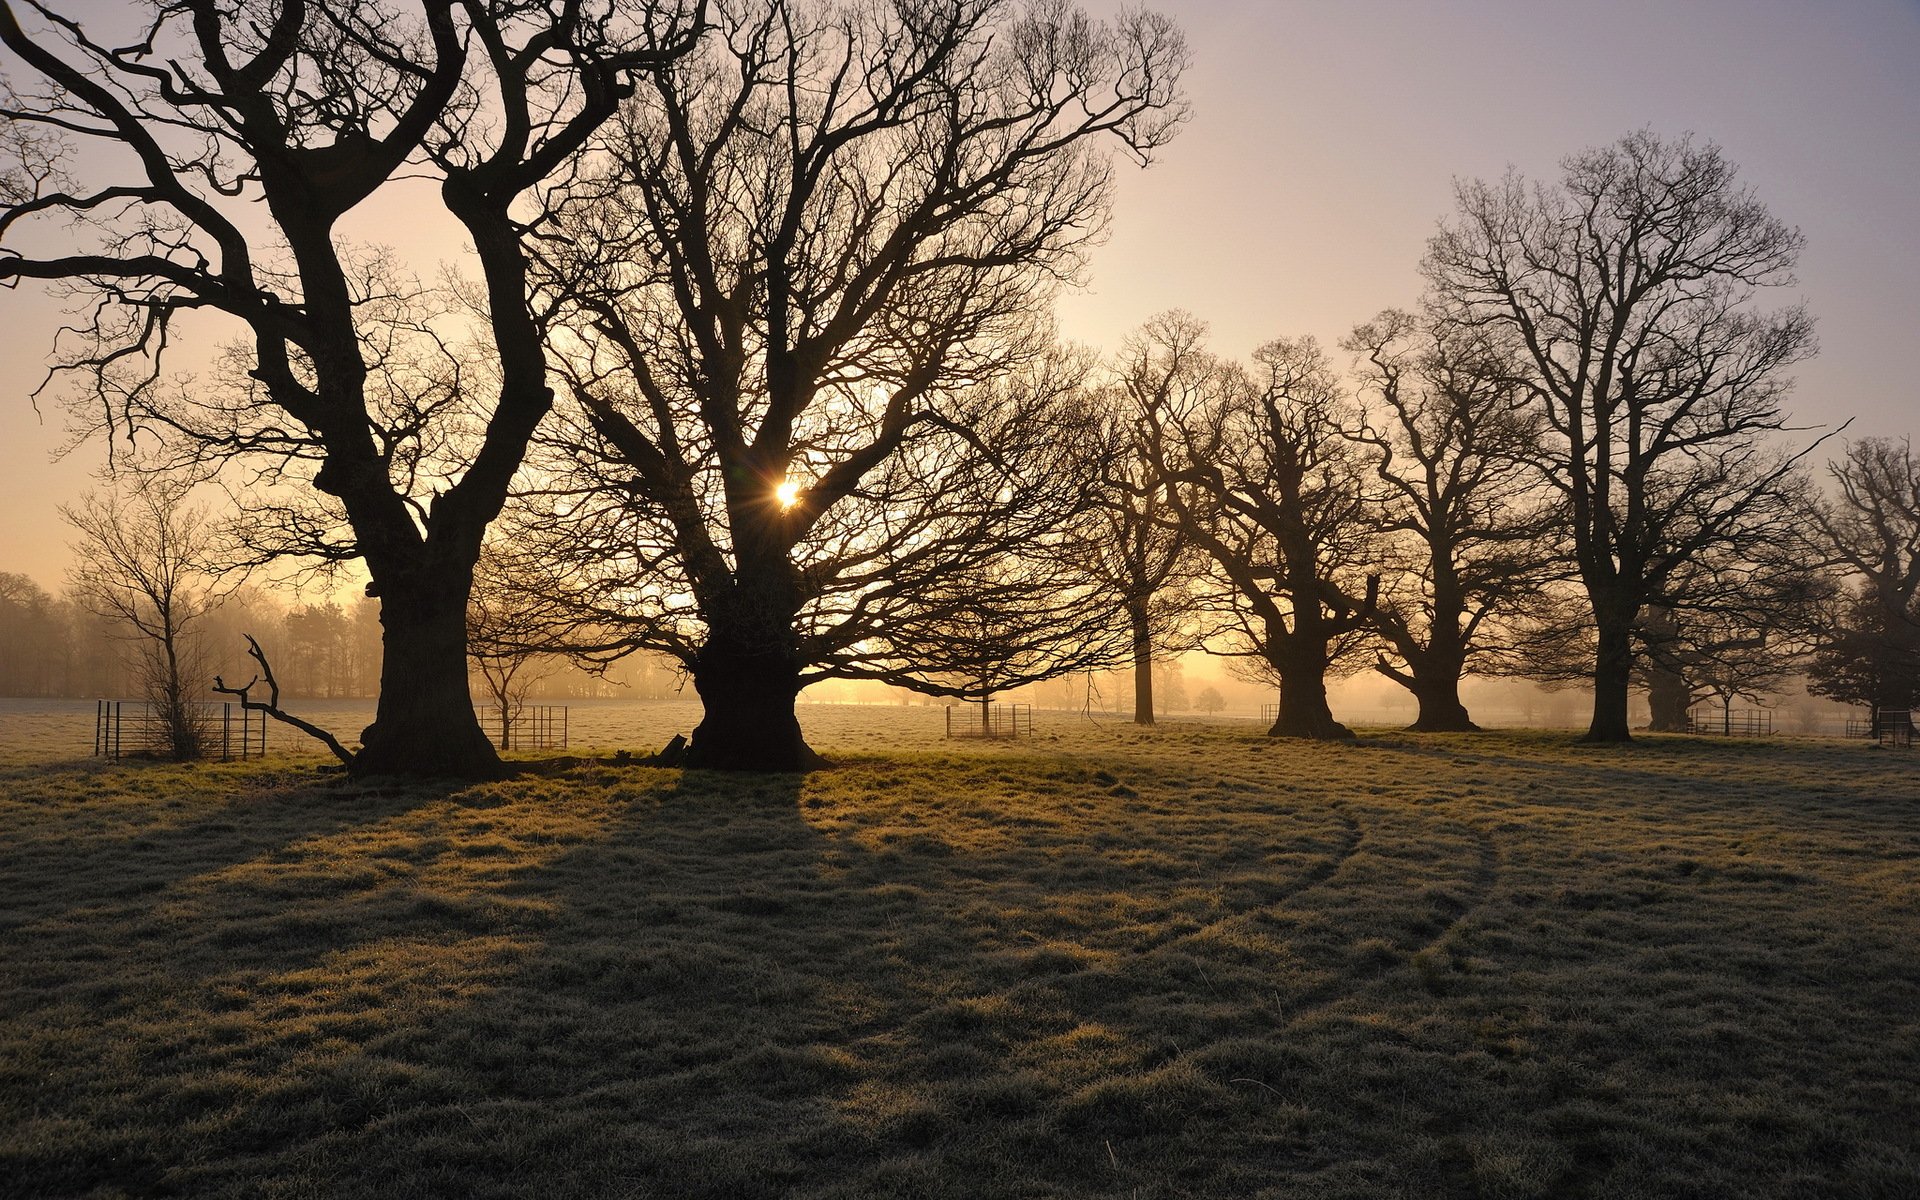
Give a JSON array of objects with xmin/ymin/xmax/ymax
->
[
  {"xmin": 1806, "ymin": 439, "xmax": 1920, "ymax": 723},
  {"xmin": 0, "ymin": 0, "xmax": 1904, "ymax": 771}
]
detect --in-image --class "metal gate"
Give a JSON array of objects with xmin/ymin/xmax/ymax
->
[{"xmin": 95, "ymin": 700, "xmax": 266, "ymax": 761}]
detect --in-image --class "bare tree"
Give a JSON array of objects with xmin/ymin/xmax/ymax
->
[
  {"xmin": 1424, "ymin": 131, "xmax": 1819, "ymax": 742},
  {"xmin": 1342, "ymin": 308, "xmax": 1563, "ymax": 731},
  {"xmin": 520, "ymin": 347, "xmax": 1141, "ymax": 767},
  {"xmin": 1807, "ymin": 438, "xmax": 1920, "ymax": 720},
  {"xmin": 62, "ymin": 476, "xmax": 231, "ymax": 758},
  {"xmin": 1145, "ymin": 332, "xmax": 1377, "ymax": 740},
  {"xmin": 467, "ymin": 545, "xmax": 561, "ymax": 750},
  {"xmin": 1632, "ymin": 468, "xmax": 1824, "ymax": 730},
  {"xmin": 0, "ymin": 0, "xmax": 703, "ymax": 776},
  {"xmin": 519, "ymin": 0, "xmax": 1187, "ymax": 770},
  {"xmin": 1093, "ymin": 312, "xmax": 1215, "ymax": 725}
]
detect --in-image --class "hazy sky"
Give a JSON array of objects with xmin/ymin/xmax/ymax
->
[{"xmin": 4, "ymin": 0, "xmax": 1917, "ymax": 587}]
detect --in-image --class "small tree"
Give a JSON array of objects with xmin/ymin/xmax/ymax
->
[
  {"xmin": 1093, "ymin": 313, "xmax": 1214, "ymax": 725},
  {"xmin": 467, "ymin": 548, "xmax": 561, "ymax": 751},
  {"xmin": 1194, "ymin": 684, "xmax": 1224, "ymax": 716},
  {"xmin": 1636, "ymin": 487, "xmax": 1826, "ymax": 732},
  {"xmin": 62, "ymin": 477, "xmax": 231, "ymax": 758}
]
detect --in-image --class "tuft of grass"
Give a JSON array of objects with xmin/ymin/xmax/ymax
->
[{"xmin": 0, "ymin": 714, "xmax": 1916, "ymax": 1197}]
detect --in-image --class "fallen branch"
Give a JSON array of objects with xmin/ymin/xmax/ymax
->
[{"xmin": 213, "ymin": 634, "xmax": 355, "ymax": 766}]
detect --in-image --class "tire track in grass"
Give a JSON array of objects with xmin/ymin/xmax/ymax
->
[
  {"xmin": 1134, "ymin": 807, "xmax": 1365, "ymax": 958},
  {"xmin": 1248, "ymin": 808, "xmax": 1500, "ymax": 1021}
]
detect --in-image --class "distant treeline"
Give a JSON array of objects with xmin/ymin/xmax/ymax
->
[{"xmin": 0, "ymin": 571, "xmax": 682, "ymax": 703}]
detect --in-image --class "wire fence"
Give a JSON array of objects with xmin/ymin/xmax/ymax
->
[
  {"xmin": 945, "ymin": 702, "xmax": 1032, "ymax": 740},
  {"xmin": 473, "ymin": 704, "xmax": 570, "ymax": 751},
  {"xmin": 94, "ymin": 699, "xmax": 267, "ymax": 761},
  {"xmin": 1685, "ymin": 707, "xmax": 1774, "ymax": 737}
]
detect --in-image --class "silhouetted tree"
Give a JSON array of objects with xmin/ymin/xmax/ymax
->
[
  {"xmin": 62, "ymin": 477, "xmax": 231, "ymax": 758},
  {"xmin": 0, "ymin": 0, "xmax": 703, "ymax": 775},
  {"xmin": 1343, "ymin": 308, "xmax": 1563, "ymax": 731},
  {"xmin": 1094, "ymin": 312, "xmax": 1215, "ymax": 725},
  {"xmin": 1425, "ymin": 131, "xmax": 1818, "ymax": 742},
  {"xmin": 1807, "ymin": 438, "xmax": 1920, "ymax": 718},
  {"xmin": 522, "ymin": 349, "xmax": 1140, "ymax": 765},
  {"xmin": 1635, "ymin": 471, "xmax": 1824, "ymax": 731},
  {"xmin": 1145, "ymin": 333, "xmax": 1377, "ymax": 740},
  {"xmin": 519, "ymin": 0, "xmax": 1187, "ymax": 770}
]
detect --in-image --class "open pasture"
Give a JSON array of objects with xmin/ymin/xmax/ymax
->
[{"xmin": 1, "ymin": 711, "xmax": 1916, "ymax": 1198}]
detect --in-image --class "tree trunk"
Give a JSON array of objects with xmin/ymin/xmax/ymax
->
[
  {"xmin": 1583, "ymin": 616, "xmax": 1635, "ymax": 743},
  {"xmin": 684, "ymin": 637, "xmax": 825, "ymax": 772},
  {"xmin": 1129, "ymin": 601, "xmax": 1154, "ymax": 727},
  {"xmin": 1646, "ymin": 664, "xmax": 1692, "ymax": 732},
  {"xmin": 354, "ymin": 585, "xmax": 501, "ymax": 777},
  {"xmin": 1408, "ymin": 671, "xmax": 1479, "ymax": 732},
  {"xmin": 1266, "ymin": 646, "xmax": 1353, "ymax": 740}
]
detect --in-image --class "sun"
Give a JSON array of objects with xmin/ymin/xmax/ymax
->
[{"xmin": 776, "ymin": 479, "xmax": 801, "ymax": 509}]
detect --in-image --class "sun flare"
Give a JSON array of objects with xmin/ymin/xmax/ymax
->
[{"xmin": 776, "ymin": 479, "xmax": 801, "ymax": 509}]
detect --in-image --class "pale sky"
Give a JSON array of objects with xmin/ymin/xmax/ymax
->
[{"xmin": 4, "ymin": 0, "xmax": 1918, "ymax": 587}]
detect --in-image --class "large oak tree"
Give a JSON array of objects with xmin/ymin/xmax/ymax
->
[
  {"xmin": 519, "ymin": 0, "xmax": 1186, "ymax": 770},
  {"xmin": 1343, "ymin": 308, "xmax": 1561, "ymax": 731},
  {"xmin": 1424, "ymin": 131, "xmax": 1817, "ymax": 742},
  {"xmin": 0, "ymin": 0, "xmax": 702, "ymax": 775}
]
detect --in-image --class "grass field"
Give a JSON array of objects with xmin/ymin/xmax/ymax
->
[{"xmin": 2, "ymin": 709, "xmax": 1916, "ymax": 1198}]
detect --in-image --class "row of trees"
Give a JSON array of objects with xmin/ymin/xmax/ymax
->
[
  {"xmin": 1, "ymin": 0, "xmax": 1187, "ymax": 774},
  {"xmin": 3, "ymin": 1, "xmax": 1910, "ymax": 774}
]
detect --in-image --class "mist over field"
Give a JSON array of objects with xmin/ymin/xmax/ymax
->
[{"xmin": 4, "ymin": 0, "xmax": 1919, "ymax": 1196}]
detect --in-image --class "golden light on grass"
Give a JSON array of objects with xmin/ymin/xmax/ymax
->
[{"xmin": 2, "ymin": 718, "xmax": 1917, "ymax": 1197}]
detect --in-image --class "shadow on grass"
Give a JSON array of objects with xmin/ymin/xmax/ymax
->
[
  {"xmin": 0, "ymin": 763, "xmax": 440, "ymax": 938},
  {"xmin": 218, "ymin": 757, "xmax": 1513, "ymax": 1200},
  {"xmin": 3, "ymin": 747, "xmax": 1916, "ymax": 1199}
]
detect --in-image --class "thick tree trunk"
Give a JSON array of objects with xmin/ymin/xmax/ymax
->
[
  {"xmin": 1129, "ymin": 601, "xmax": 1154, "ymax": 727},
  {"xmin": 684, "ymin": 639, "xmax": 825, "ymax": 772},
  {"xmin": 1583, "ymin": 616, "xmax": 1635, "ymax": 743},
  {"xmin": 1266, "ymin": 647, "xmax": 1353, "ymax": 740},
  {"xmin": 1408, "ymin": 671, "xmax": 1479, "ymax": 732},
  {"xmin": 1646, "ymin": 664, "xmax": 1692, "ymax": 732},
  {"xmin": 1380, "ymin": 639, "xmax": 1480, "ymax": 733},
  {"xmin": 354, "ymin": 585, "xmax": 501, "ymax": 778}
]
